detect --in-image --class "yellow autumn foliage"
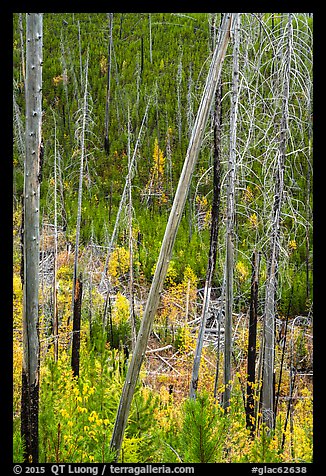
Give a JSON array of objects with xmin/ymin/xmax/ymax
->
[
  {"xmin": 108, "ymin": 246, "xmax": 130, "ymax": 282},
  {"xmin": 236, "ymin": 260, "xmax": 249, "ymax": 282},
  {"xmin": 112, "ymin": 292, "xmax": 130, "ymax": 325}
]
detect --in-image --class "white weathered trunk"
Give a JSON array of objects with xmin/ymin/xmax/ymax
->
[
  {"xmin": 23, "ymin": 10, "xmax": 42, "ymax": 399},
  {"xmin": 53, "ymin": 111, "xmax": 59, "ymax": 361},
  {"xmin": 70, "ymin": 55, "xmax": 89, "ymax": 326},
  {"xmin": 22, "ymin": 13, "xmax": 42, "ymax": 462},
  {"xmin": 262, "ymin": 13, "xmax": 292, "ymax": 431},
  {"xmin": 109, "ymin": 13, "xmax": 233, "ymax": 459},
  {"xmin": 149, "ymin": 14, "xmax": 153, "ymax": 64},
  {"xmin": 223, "ymin": 12, "xmax": 240, "ymax": 410},
  {"xmin": 104, "ymin": 13, "xmax": 113, "ymax": 153},
  {"xmin": 127, "ymin": 106, "xmax": 137, "ymax": 350}
]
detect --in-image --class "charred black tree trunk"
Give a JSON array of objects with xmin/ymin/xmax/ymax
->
[
  {"xmin": 190, "ymin": 75, "xmax": 223, "ymax": 399},
  {"xmin": 21, "ymin": 371, "xmax": 39, "ymax": 463},
  {"xmin": 71, "ymin": 275, "xmax": 83, "ymax": 378},
  {"xmin": 245, "ymin": 250, "xmax": 260, "ymax": 434}
]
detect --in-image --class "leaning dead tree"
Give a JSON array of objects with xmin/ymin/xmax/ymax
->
[
  {"xmin": 262, "ymin": 13, "xmax": 292, "ymax": 431},
  {"xmin": 109, "ymin": 13, "xmax": 233, "ymax": 460},
  {"xmin": 21, "ymin": 13, "xmax": 42, "ymax": 463}
]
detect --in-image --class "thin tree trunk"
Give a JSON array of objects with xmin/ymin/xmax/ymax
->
[
  {"xmin": 77, "ymin": 20, "xmax": 83, "ymax": 86},
  {"xmin": 60, "ymin": 33, "xmax": 72, "ymax": 149},
  {"xmin": 69, "ymin": 55, "xmax": 89, "ymax": 327},
  {"xmin": 176, "ymin": 51, "xmax": 183, "ymax": 146},
  {"xmin": 88, "ymin": 238, "xmax": 94, "ymax": 344},
  {"xmin": 100, "ymin": 99, "xmax": 151, "ymax": 288},
  {"xmin": 245, "ymin": 250, "xmax": 260, "ymax": 434},
  {"xmin": 53, "ymin": 111, "xmax": 59, "ymax": 361},
  {"xmin": 262, "ymin": 13, "xmax": 292, "ymax": 431},
  {"xmin": 281, "ymin": 366, "xmax": 296, "ymax": 451},
  {"xmin": 149, "ymin": 14, "xmax": 152, "ymax": 64},
  {"xmin": 223, "ymin": 13, "xmax": 240, "ymax": 411},
  {"xmin": 20, "ymin": 194, "xmax": 25, "ymax": 287},
  {"xmin": 305, "ymin": 118, "xmax": 312, "ymax": 301},
  {"xmin": 104, "ymin": 13, "xmax": 113, "ymax": 154},
  {"xmin": 109, "ymin": 13, "xmax": 232, "ymax": 460},
  {"xmin": 21, "ymin": 13, "xmax": 42, "ymax": 463},
  {"xmin": 19, "ymin": 13, "xmax": 26, "ymax": 85},
  {"xmin": 71, "ymin": 275, "xmax": 83, "ymax": 378},
  {"xmin": 127, "ymin": 106, "xmax": 137, "ymax": 351},
  {"xmin": 274, "ymin": 282, "xmax": 293, "ymax": 420},
  {"xmin": 189, "ymin": 69, "xmax": 222, "ymax": 400},
  {"xmin": 140, "ymin": 36, "xmax": 144, "ymax": 77}
]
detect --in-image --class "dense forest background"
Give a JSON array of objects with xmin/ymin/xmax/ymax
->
[{"xmin": 13, "ymin": 13, "xmax": 313, "ymax": 464}]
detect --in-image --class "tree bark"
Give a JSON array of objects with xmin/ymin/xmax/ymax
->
[
  {"xmin": 21, "ymin": 12, "xmax": 42, "ymax": 463},
  {"xmin": 109, "ymin": 13, "xmax": 232, "ymax": 460}
]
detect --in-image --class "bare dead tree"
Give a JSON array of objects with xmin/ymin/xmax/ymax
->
[
  {"xmin": 68, "ymin": 54, "xmax": 91, "ymax": 368},
  {"xmin": 104, "ymin": 13, "xmax": 113, "ymax": 154},
  {"xmin": 176, "ymin": 47, "xmax": 183, "ymax": 147},
  {"xmin": 127, "ymin": 106, "xmax": 137, "ymax": 350},
  {"xmin": 52, "ymin": 110, "xmax": 59, "ymax": 362},
  {"xmin": 21, "ymin": 12, "xmax": 42, "ymax": 463},
  {"xmin": 100, "ymin": 98, "xmax": 151, "ymax": 289},
  {"xmin": 223, "ymin": 12, "xmax": 240, "ymax": 411},
  {"xmin": 262, "ymin": 13, "xmax": 292, "ymax": 431},
  {"xmin": 149, "ymin": 14, "xmax": 153, "ymax": 64}
]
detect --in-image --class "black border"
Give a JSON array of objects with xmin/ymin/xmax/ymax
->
[{"xmin": 2, "ymin": 3, "xmax": 321, "ymax": 474}]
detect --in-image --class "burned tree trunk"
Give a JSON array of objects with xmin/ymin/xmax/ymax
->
[
  {"xmin": 189, "ymin": 63, "xmax": 223, "ymax": 400},
  {"xmin": 71, "ymin": 275, "xmax": 83, "ymax": 378},
  {"xmin": 245, "ymin": 250, "xmax": 260, "ymax": 434},
  {"xmin": 21, "ymin": 12, "xmax": 42, "ymax": 463}
]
